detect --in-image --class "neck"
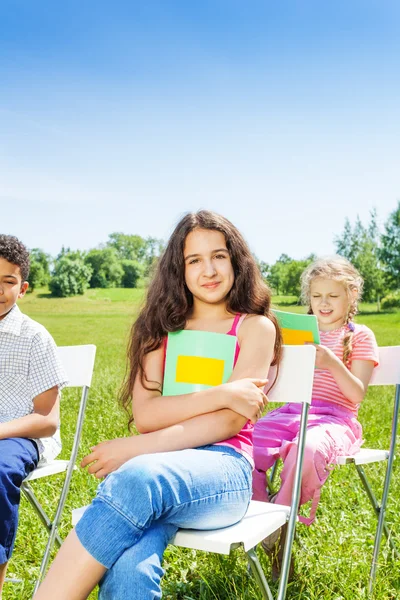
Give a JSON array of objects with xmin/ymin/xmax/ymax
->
[
  {"xmin": 190, "ymin": 299, "xmax": 233, "ymax": 322},
  {"xmin": 319, "ymin": 317, "xmax": 346, "ymax": 332}
]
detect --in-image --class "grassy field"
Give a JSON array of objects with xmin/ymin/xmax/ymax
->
[{"xmin": 5, "ymin": 289, "xmax": 400, "ymax": 599}]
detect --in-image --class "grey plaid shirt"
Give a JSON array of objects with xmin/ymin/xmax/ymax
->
[{"xmin": 0, "ymin": 304, "xmax": 68, "ymax": 464}]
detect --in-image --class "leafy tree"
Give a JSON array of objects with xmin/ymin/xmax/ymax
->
[
  {"xmin": 283, "ymin": 259, "xmax": 313, "ymax": 296},
  {"xmin": 49, "ymin": 253, "xmax": 92, "ymax": 297},
  {"xmin": 379, "ymin": 201, "xmax": 400, "ymax": 290},
  {"xmin": 28, "ymin": 248, "xmax": 52, "ymax": 291},
  {"xmin": 107, "ymin": 233, "xmax": 148, "ymax": 262},
  {"xmin": 268, "ymin": 254, "xmax": 292, "ymax": 295},
  {"xmin": 335, "ymin": 210, "xmax": 385, "ymax": 303},
  {"xmin": 121, "ymin": 260, "xmax": 142, "ymax": 288},
  {"xmin": 142, "ymin": 237, "xmax": 165, "ymax": 278},
  {"xmin": 85, "ymin": 247, "xmax": 124, "ymax": 288}
]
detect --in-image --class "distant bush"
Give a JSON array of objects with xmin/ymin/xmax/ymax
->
[
  {"xmin": 49, "ymin": 255, "xmax": 92, "ymax": 297},
  {"xmin": 85, "ymin": 247, "xmax": 124, "ymax": 288},
  {"xmin": 121, "ymin": 259, "xmax": 142, "ymax": 288},
  {"xmin": 28, "ymin": 248, "xmax": 52, "ymax": 291},
  {"xmin": 381, "ymin": 290, "xmax": 400, "ymax": 309}
]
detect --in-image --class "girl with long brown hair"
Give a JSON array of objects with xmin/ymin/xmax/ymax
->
[{"xmin": 36, "ymin": 210, "xmax": 281, "ymax": 600}]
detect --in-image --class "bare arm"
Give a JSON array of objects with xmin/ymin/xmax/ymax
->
[
  {"xmin": 82, "ymin": 408, "xmax": 247, "ymax": 478},
  {"xmin": 82, "ymin": 315, "xmax": 276, "ymax": 477},
  {"xmin": 313, "ymin": 345, "xmax": 375, "ymax": 406},
  {"xmin": 133, "ymin": 315, "xmax": 275, "ymax": 433},
  {"xmin": 0, "ymin": 386, "xmax": 60, "ymax": 440}
]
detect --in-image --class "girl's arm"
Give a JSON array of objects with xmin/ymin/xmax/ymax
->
[
  {"xmin": 313, "ymin": 345, "xmax": 375, "ymax": 405},
  {"xmin": 133, "ymin": 315, "xmax": 275, "ymax": 433},
  {"xmin": 82, "ymin": 315, "xmax": 276, "ymax": 477},
  {"xmin": 82, "ymin": 408, "xmax": 248, "ymax": 478}
]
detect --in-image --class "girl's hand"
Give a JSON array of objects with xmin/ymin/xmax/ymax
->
[
  {"xmin": 224, "ymin": 378, "xmax": 268, "ymax": 424},
  {"xmin": 81, "ymin": 437, "xmax": 138, "ymax": 479},
  {"xmin": 308, "ymin": 343, "xmax": 338, "ymax": 370}
]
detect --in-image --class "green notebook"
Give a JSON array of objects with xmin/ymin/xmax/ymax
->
[
  {"xmin": 273, "ymin": 309, "xmax": 320, "ymax": 345},
  {"xmin": 163, "ymin": 330, "xmax": 236, "ymax": 396}
]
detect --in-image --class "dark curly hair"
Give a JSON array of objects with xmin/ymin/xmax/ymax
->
[
  {"xmin": 0, "ymin": 235, "xmax": 30, "ymax": 281},
  {"xmin": 120, "ymin": 210, "xmax": 283, "ymax": 427}
]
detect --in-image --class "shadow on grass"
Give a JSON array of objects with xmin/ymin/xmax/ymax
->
[{"xmin": 37, "ymin": 292, "xmax": 54, "ymax": 299}]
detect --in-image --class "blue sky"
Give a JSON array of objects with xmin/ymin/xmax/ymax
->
[{"xmin": 1, "ymin": 0, "xmax": 399, "ymax": 264}]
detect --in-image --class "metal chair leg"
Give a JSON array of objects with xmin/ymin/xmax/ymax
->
[
  {"xmin": 21, "ymin": 482, "xmax": 63, "ymax": 548},
  {"xmin": 368, "ymin": 384, "xmax": 400, "ymax": 594},
  {"xmin": 246, "ymin": 548, "xmax": 274, "ymax": 600},
  {"xmin": 355, "ymin": 465, "xmax": 397, "ymax": 558}
]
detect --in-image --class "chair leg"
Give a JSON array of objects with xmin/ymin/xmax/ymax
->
[
  {"xmin": 21, "ymin": 483, "xmax": 63, "ymax": 547},
  {"xmin": 355, "ymin": 466, "xmax": 398, "ymax": 558},
  {"xmin": 246, "ymin": 548, "xmax": 274, "ymax": 600},
  {"xmin": 30, "ymin": 463, "xmax": 76, "ymax": 597}
]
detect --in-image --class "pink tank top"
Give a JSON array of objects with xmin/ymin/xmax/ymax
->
[{"xmin": 213, "ymin": 313, "xmax": 254, "ymax": 466}]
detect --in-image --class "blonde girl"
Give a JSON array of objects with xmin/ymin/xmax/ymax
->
[
  {"xmin": 36, "ymin": 210, "xmax": 282, "ymax": 600},
  {"xmin": 253, "ymin": 256, "xmax": 379, "ymax": 578}
]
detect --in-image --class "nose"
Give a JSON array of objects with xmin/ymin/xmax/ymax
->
[{"xmin": 203, "ymin": 259, "xmax": 217, "ymax": 277}]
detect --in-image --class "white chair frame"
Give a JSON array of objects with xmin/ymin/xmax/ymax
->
[
  {"xmin": 267, "ymin": 345, "xmax": 400, "ymax": 595},
  {"xmin": 21, "ymin": 344, "xmax": 96, "ymax": 597},
  {"xmin": 72, "ymin": 345, "xmax": 316, "ymax": 600},
  {"xmin": 335, "ymin": 345, "xmax": 400, "ymax": 594}
]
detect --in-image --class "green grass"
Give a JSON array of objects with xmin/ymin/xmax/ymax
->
[{"xmin": 5, "ymin": 289, "xmax": 400, "ymax": 599}]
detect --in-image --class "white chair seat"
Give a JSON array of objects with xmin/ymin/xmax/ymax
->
[
  {"xmin": 72, "ymin": 500, "xmax": 290, "ymax": 555},
  {"xmin": 337, "ymin": 448, "xmax": 390, "ymax": 466},
  {"xmin": 25, "ymin": 460, "xmax": 73, "ymax": 481}
]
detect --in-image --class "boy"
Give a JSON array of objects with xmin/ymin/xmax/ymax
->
[{"xmin": 0, "ymin": 235, "xmax": 67, "ymax": 595}]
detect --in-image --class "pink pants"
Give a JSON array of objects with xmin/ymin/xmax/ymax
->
[{"xmin": 252, "ymin": 400, "xmax": 362, "ymax": 524}]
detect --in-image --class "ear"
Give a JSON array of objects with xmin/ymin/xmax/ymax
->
[
  {"xmin": 351, "ymin": 287, "xmax": 358, "ymax": 300},
  {"xmin": 19, "ymin": 281, "xmax": 29, "ymax": 298}
]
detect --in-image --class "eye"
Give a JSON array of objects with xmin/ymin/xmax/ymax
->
[
  {"xmin": 188, "ymin": 258, "xmax": 199, "ymax": 265},
  {"xmin": 214, "ymin": 254, "xmax": 226, "ymax": 259}
]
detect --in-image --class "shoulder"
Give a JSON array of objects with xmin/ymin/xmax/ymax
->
[
  {"xmin": 238, "ymin": 314, "xmax": 276, "ymax": 342},
  {"xmin": 20, "ymin": 312, "xmax": 50, "ymax": 337},
  {"xmin": 353, "ymin": 323, "xmax": 377, "ymax": 344},
  {"xmin": 20, "ymin": 315, "xmax": 57, "ymax": 353}
]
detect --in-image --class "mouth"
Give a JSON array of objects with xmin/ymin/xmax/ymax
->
[
  {"xmin": 319, "ymin": 310, "xmax": 333, "ymax": 316},
  {"xmin": 202, "ymin": 282, "xmax": 221, "ymax": 289}
]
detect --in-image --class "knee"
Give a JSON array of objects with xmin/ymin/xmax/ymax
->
[
  {"xmin": 98, "ymin": 455, "xmax": 168, "ymax": 513},
  {"xmin": 299, "ymin": 440, "xmax": 329, "ymax": 482}
]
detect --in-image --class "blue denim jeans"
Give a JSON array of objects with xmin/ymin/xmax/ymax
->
[
  {"xmin": 0, "ymin": 437, "xmax": 39, "ymax": 563},
  {"xmin": 75, "ymin": 445, "xmax": 252, "ymax": 599}
]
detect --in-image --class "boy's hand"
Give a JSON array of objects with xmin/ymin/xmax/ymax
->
[{"xmin": 81, "ymin": 437, "xmax": 137, "ymax": 479}]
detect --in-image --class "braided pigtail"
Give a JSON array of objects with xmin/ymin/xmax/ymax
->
[{"xmin": 342, "ymin": 297, "xmax": 358, "ymax": 366}]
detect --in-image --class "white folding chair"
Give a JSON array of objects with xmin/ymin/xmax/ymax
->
[
  {"xmin": 72, "ymin": 345, "xmax": 316, "ymax": 600},
  {"xmin": 21, "ymin": 344, "xmax": 96, "ymax": 596},
  {"xmin": 336, "ymin": 345, "xmax": 400, "ymax": 594}
]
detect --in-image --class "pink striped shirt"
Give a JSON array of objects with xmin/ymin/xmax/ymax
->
[{"xmin": 312, "ymin": 323, "xmax": 379, "ymax": 415}]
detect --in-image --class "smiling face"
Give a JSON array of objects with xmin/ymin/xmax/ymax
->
[
  {"xmin": 0, "ymin": 257, "xmax": 29, "ymax": 320},
  {"xmin": 310, "ymin": 277, "xmax": 352, "ymax": 331},
  {"xmin": 183, "ymin": 228, "xmax": 234, "ymax": 309}
]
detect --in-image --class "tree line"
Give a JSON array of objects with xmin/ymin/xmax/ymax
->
[
  {"xmin": 28, "ymin": 202, "xmax": 400, "ymax": 306},
  {"xmin": 257, "ymin": 203, "xmax": 400, "ymax": 308}
]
